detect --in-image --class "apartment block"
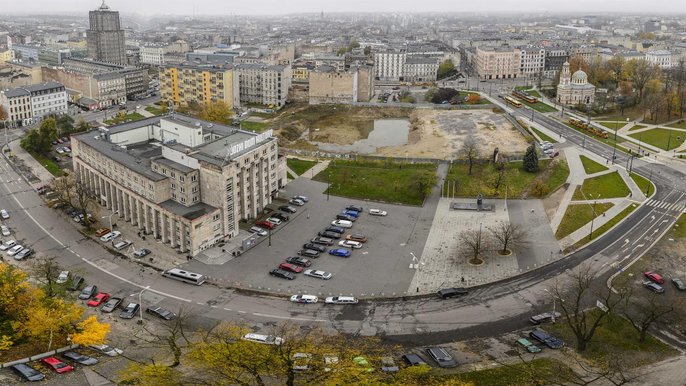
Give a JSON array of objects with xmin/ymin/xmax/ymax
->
[
  {"xmin": 0, "ymin": 81, "xmax": 67, "ymax": 127},
  {"xmin": 234, "ymin": 64, "xmax": 292, "ymax": 108},
  {"xmin": 475, "ymin": 46, "xmax": 521, "ymax": 80},
  {"xmin": 373, "ymin": 51, "xmax": 406, "ymax": 81},
  {"xmin": 308, "ymin": 65, "xmax": 374, "ymax": 104},
  {"xmin": 42, "ymin": 66, "xmax": 126, "ymax": 108},
  {"xmin": 71, "ymin": 114, "xmax": 287, "ymax": 256},
  {"xmin": 140, "ymin": 41, "xmax": 190, "ymax": 66},
  {"xmin": 519, "ymin": 47, "xmax": 545, "ymax": 78},
  {"xmin": 61, "ymin": 58, "xmax": 149, "ymax": 100},
  {"xmin": 159, "ymin": 64, "xmax": 239, "ymax": 109},
  {"xmin": 403, "ymin": 57, "xmax": 439, "ymax": 82}
]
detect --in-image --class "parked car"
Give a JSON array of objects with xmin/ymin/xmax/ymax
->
[
  {"xmin": 95, "ymin": 228, "xmax": 111, "ymax": 237},
  {"xmin": 279, "ymin": 262, "xmax": 303, "ymax": 273},
  {"xmin": 89, "ymin": 344, "xmax": 123, "ymax": 356},
  {"xmin": 289, "ymin": 198, "xmax": 305, "ymax": 206},
  {"xmin": 672, "ymin": 277, "xmax": 686, "ymax": 291},
  {"xmin": 293, "ymin": 195, "xmax": 309, "ymax": 202},
  {"xmin": 516, "ymin": 338, "xmax": 542, "ymax": 353},
  {"xmin": 290, "ymin": 294, "xmax": 318, "ymax": 304},
  {"xmin": 643, "ymin": 281, "xmax": 665, "ymax": 293},
  {"xmin": 286, "ymin": 256, "xmax": 311, "ymax": 267},
  {"xmin": 79, "ymin": 284, "xmax": 98, "ymax": 300},
  {"xmin": 298, "ymin": 249, "xmax": 320, "ymax": 258},
  {"xmin": 67, "ymin": 276, "xmax": 84, "ymax": 291},
  {"xmin": 11, "ymin": 363, "xmax": 45, "ymax": 382},
  {"xmin": 328, "ymin": 248, "xmax": 351, "ymax": 257},
  {"xmin": 303, "ymin": 269, "xmax": 332, "ymax": 280},
  {"xmin": 324, "ymin": 355, "xmax": 340, "ymax": 372},
  {"xmin": 0, "ymin": 225, "xmax": 10, "ymax": 236},
  {"xmin": 311, "ymin": 236, "xmax": 334, "ymax": 246},
  {"xmin": 380, "ymin": 357, "xmax": 400, "ymax": 372},
  {"xmin": 325, "ymin": 296, "xmax": 358, "ymax": 304},
  {"xmin": 133, "ymin": 248, "xmax": 151, "ymax": 258},
  {"xmin": 87, "ymin": 292, "xmax": 111, "ymax": 307},
  {"xmin": 529, "ymin": 311, "xmax": 562, "ymax": 325},
  {"xmin": 272, "ymin": 212, "xmax": 290, "ymax": 222},
  {"xmin": 644, "ymin": 271, "xmax": 665, "ymax": 284},
  {"xmin": 325, "ymin": 226, "xmax": 345, "ymax": 234},
  {"xmin": 369, "ymin": 209, "xmax": 388, "ymax": 216},
  {"xmin": 293, "ymin": 353, "xmax": 312, "ymax": 371},
  {"xmin": 0, "ymin": 239, "xmax": 16, "ymax": 251},
  {"xmin": 303, "ymin": 243, "xmax": 326, "ymax": 253},
  {"xmin": 242, "ymin": 333, "xmax": 283, "ymax": 345},
  {"xmin": 113, "ymin": 240, "xmax": 131, "ymax": 250},
  {"xmin": 346, "ymin": 234, "xmax": 368, "ymax": 243},
  {"xmin": 266, "ymin": 217, "xmax": 282, "ymax": 226},
  {"xmin": 0, "ymin": 209, "xmax": 9, "ymax": 219},
  {"xmin": 402, "ymin": 353, "xmax": 427, "ymax": 366},
  {"xmin": 56, "ymin": 270, "xmax": 70, "ymax": 284},
  {"xmin": 270, "ymin": 268, "xmax": 295, "ymax": 280},
  {"xmin": 336, "ymin": 213, "xmax": 356, "ymax": 222},
  {"xmin": 338, "ymin": 240, "xmax": 362, "ymax": 249},
  {"xmin": 346, "ymin": 205, "xmax": 363, "ymax": 212},
  {"xmin": 41, "ymin": 356, "xmax": 74, "ymax": 373},
  {"xmin": 426, "ymin": 347, "xmax": 457, "ymax": 368},
  {"xmin": 101, "ymin": 297, "xmax": 123, "ymax": 313},
  {"xmin": 62, "ymin": 351, "xmax": 98, "ymax": 365},
  {"xmin": 437, "ymin": 287, "xmax": 469, "ymax": 299},
  {"xmin": 7, "ymin": 244, "xmax": 23, "ymax": 257},
  {"xmin": 249, "ymin": 226, "xmax": 268, "ymax": 236},
  {"xmin": 529, "ymin": 329, "xmax": 564, "ymax": 349},
  {"xmin": 13, "ymin": 247, "xmax": 32, "ymax": 260},
  {"xmin": 146, "ymin": 306, "xmax": 176, "ymax": 320},
  {"xmin": 279, "ymin": 205, "xmax": 297, "ymax": 213},
  {"xmin": 331, "ymin": 220, "xmax": 352, "ymax": 228},
  {"xmin": 120, "ymin": 302, "xmax": 140, "ymax": 319},
  {"xmin": 343, "ymin": 210, "xmax": 360, "ymax": 218},
  {"xmin": 100, "ymin": 231, "xmax": 121, "ymax": 242},
  {"xmin": 256, "ymin": 220, "xmax": 275, "ymax": 230},
  {"xmin": 318, "ymin": 230, "xmax": 341, "ymax": 239}
]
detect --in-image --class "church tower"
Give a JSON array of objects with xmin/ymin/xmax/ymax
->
[{"xmin": 560, "ymin": 61, "xmax": 571, "ymax": 86}]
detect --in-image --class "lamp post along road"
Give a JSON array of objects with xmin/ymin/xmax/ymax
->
[{"xmin": 138, "ymin": 285, "xmax": 150, "ymax": 324}]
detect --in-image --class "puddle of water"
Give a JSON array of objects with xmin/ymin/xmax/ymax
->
[{"xmin": 314, "ymin": 119, "xmax": 410, "ymax": 154}]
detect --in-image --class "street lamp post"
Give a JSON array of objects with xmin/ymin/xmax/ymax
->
[
  {"xmin": 103, "ymin": 211, "xmax": 119, "ymax": 230},
  {"xmin": 544, "ymin": 288, "xmax": 557, "ymax": 323},
  {"xmin": 327, "ymin": 171, "xmax": 331, "ymax": 201},
  {"xmin": 138, "ymin": 285, "xmax": 150, "ymax": 324},
  {"xmin": 612, "ymin": 119, "xmax": 619, "ymax": 164},
  {"xmin": 588, "ymin": 194, "xmax": 600, "ymax": 240}
]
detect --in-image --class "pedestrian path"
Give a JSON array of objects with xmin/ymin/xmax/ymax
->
[
  {"xmin": 559, "ymin": 199, "xmax": 636, "ymax": 249},
  {"xmin": 298, "ymin": 159, "xmax": 330, "ymax": 180},
  {"xmin": 5, "ymin": 139, "xmax": 55, "ymax": 186},
  {"xmin": 550, "ymin": 147, "xmax": 585, "ymax": 231}
]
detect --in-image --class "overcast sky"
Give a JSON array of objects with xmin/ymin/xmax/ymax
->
[{"xmin": 13, "ymin": 0, "xmax": 686, "ymax": 16}]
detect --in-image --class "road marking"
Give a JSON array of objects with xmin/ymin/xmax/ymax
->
[
  {"xmin": 238, "ymin": 310, "xmax": 246, "ymax": 314},
  {"xmin": 223, "ymin": 308, "xmax": 232, "ymax": 311},
  {"xmin": 210, "ymin": 305, "xmax": 218, "ymax": 308},
  {"xmin": 252, "ymin": 312, "xmax": 327, "ymax": 322},
  {"xmin": 196, "ymin": 302, "xmax": 204, "ymax": 305}
]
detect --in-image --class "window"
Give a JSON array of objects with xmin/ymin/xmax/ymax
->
[
  {"xmin": 171, "ymin": 183, "xmax": 176, "ymax": 189},
  {"xmin": 179, "ymin": 176, "xmax": 185, "ymax": 182},
  {"xmin": 213, "ymin": 214, "xmax": 220, "ymax": 221},
  {"xmin": 191, "ymin": 174, "xmax": 197, "ymax": 182}
]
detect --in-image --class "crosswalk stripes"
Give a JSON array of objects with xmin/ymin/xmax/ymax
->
[{"xmin": 644, "ymin": 199, "xmax": 686, "ymax": 213}]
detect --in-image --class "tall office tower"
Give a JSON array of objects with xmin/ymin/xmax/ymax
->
[{"xmin": 86, "ymin": 1, "xmax": 126, "ymax": 65}]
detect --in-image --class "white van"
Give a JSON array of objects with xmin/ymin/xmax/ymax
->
[
  {"xmin": 331, "ymin": 220, "xmax": 352, "ymax": 228},
  {"xmin": 242, "ymin": 333, "xmax": 284, "ymax": 345},
  {"xmin": 100, "ymin": 231, "xmax": 121, "ymax": 242}
]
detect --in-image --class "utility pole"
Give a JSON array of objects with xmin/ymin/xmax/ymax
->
[
  {"xmin": 589, "ymin": 199, "xmax": 598, "ymax": 240},
  {"xmin": 612, "ymin": 119, "xmax": 618, "ymax": 164}
]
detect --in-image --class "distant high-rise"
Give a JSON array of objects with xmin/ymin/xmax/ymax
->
[{"xmin": 86, "ymin": 1, "xmax": 126, "ymax": 65}]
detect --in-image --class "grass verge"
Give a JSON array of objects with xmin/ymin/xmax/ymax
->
[
  {"xmin": 597, "ymin": 121, "xmax": 626, "ymax": 130},
  {"xmin": 286, "ymin": 158, "xmax": 317, "ymax": 176},
  {"xmin": 579, "ymin": 155, "xmax": 608, "ymax": 174},
  {"xmin": 628, "ymin": 128, "xmax": 686, "ymax": 151},
  {"xmin": 562, "ymin": 121, "xmax": 636, "ymax": 155},
  {"xmin": 104, "ymin": 112, "xmax": 146, "ymax": 125},
  {"xmin": 627, "ymin": 124, "xmax": 647, "ymax": 132},
  {"xmin": 519, "ymin": 99, "xmax": 557, "ymax": 113},
  {"xmin": 629, "ymin": 172, "xmax": 653, "ymax": 196},
  {"xmin": 28, "ymin": 151, "xmax": 65, "ymax": 177},
  {"xmin": 240, "ymin": 120, "xmax": 269, "ymax": 132},
  {"xmin": 313, "ymin": 160, "xmax": 437, "ymax": 206},
  {"xmin": 445, "ymin": 358, "xmax": 573, "ymax": 386},
  {"xmin": 667, "ymin": 120, "xmax": 686, "ymax": 129},
  {"xmin": 145, "ymin": 106, "xmax": 165, "ymax": 115},
  {"xmin": 572, "ymin": 171, "xmax": 630, "ymax": 200},
  {"xmin": 556, "ymin": 202, "xmax": 614, "ymax": 239},
  {"xmin": 530, "ymin": 127, "xmax": 557, "ymax": 144},
  {"xmin": 566, "ymin": 203, "xmax": 638, "ymax": 251}
]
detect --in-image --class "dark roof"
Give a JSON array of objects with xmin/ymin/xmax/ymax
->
[{"xmin": 159, "ymin": 199, "xmax": 217, "ymax": 220}]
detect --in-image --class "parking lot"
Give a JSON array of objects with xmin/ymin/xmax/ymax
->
[{"xmin": 184, "ymin": 178, "xmax": 431, "ymax": 297}]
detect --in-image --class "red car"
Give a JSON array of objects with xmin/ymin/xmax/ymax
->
[
  {"xmin": 256, "ymin": 220, "xmax": 275, "ymax": 230},
  {"xmin": 41, "ymin": 356, "xmax": 74, "ymax": 373},
  {"xmin": 87, "ymin": 292, "xmax": 111, "ymax": 307},
  {"xmin": 278, "ymin": 262, "xmax": 303, "ymax": 273},
  {"xmin": 644, "ymin": 271, "xmax": 664, "ymax": 284}
]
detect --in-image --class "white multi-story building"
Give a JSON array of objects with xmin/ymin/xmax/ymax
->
[
  {"xmin": 475, "ymin": 46, "xmax": 521, "ymax": 80},
  {"xmin": 519, "ymin": 47, "xmax": 546, "ymax": 78},
  {"xmin": 139, "ymin": 42, "xmax": 189, "ymax": 66},
  {"xmin": 403, "ymin": 57, "xmax": 440, "ymax": 82},
  {"xmin": 234, "ymin": 64, "xmax": 292, "ymax": 108},
  {"xmin": 71, "ymin": 114, "xmax": 287, "ymax": 256},
  {"xmin": 373, "ymin": 51, "xmax": 406, "ymax": 81},
  {"xmin": 0, "ymin": 81, "xmax": 67, "ymax": 126},
  {"xmin": 645, "ymin": 50, "xmax": 672, "ymax": 69}
]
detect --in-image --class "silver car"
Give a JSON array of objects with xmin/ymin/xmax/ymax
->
[{"xmin": 303, "ymin": 269, "xmax": 332, "ymax": 280}]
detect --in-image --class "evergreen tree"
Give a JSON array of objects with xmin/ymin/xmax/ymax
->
[{"xmin": 523, "ymin": 144, "xmax": 539, "ymax": 172}]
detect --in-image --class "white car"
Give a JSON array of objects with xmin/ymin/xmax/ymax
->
[
  {"xmin": 89, "ymin": 344, "xmax": 123, "ymax": 356},
  {"xmin": 249, "ymin": 226, "xmax": 267, "ymax": 236},
  {"xmin": 338, "ymin": 240, "xmax": 362, "ymax": 249},
  {"xmin": 324, "ymin": 355, "xmax": 339, "ymax": 372},
  {"xmin": 7, "ymin": 245, "xmax": 24, "ymax": 256},
  {"xmin": 288, "ymin": 199, "xmax": 305, "ymax": 206},
  {"xmin": 0, "ymin": 240, "xmax": 16, "ymax": 251},
  {"xmin": 293, "ymin": 195, "xmax": 309, "ymax": 202},
  {"xmin": 325, "ymin": 296, "xmax": 359, "ymax": 305},
  {"xmin": 56, "ymin": 271, "xmax": 70, "ymax": 284},
  {"xmin": 331, "ymin": 220, "xmax": 352, "ymax": 228},
  {"xmin": 293, "ymin": 353, "xmax": 312, "ymax": 371},
  {"xmin": 14, "ymin": 248, "xmax": 32, "ymax": 260},
  {"xmin": 100, "ymin": 231, "xmax": 121, "ymax": 242},
  {"xmin": 290, "ymin": 294, "xmax": 318, "ymax": 304},
  {"xmin": 0, "ymin": 209, "xmax": 8, "ymax": 219},
  {"xmin": 266, "ymin": 217, "xmax": 282, "ymax": 225},
  {"xmin": 303, "ymin": 269, "xmax": 333, "ymax": 280},
  {"xmin": 0, "ymin": 225, "xmax": 10, "ymax": 236},
  {"xmin": 242, "ymin": 333, "xmax": 283, "ymax": 345},
  {"xmin": 369, "ymin": 209, "xmax": 388, "ymax": 216},
  {"xmin": 56, "ymin": 147, "xmax": 65, "ymax": 154},
  {"xmin": 112, "ymin": 240, "xmax": 131, "ymax": 250}
]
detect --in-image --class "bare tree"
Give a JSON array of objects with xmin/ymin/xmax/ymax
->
[
  {"xmin": 50, "ymin": 175, "xmax": 75, "ymax": 208},
  {"xmin": 30, "ymin": 257, "xmax": 63, "ymax": 298},
  {"xmin": 461, "ymin": 227, "xmax": 491, "ymax": 264},
  {"xmin": 552, "ymin": 264, "xmax": 628, "ymax": 352},
  {"xmin": 133, "ymin": 308, "xmax": 195, "ymax": 367},
  {"xmin": 488, "ymin": 222, "xmax": 525, "ymax": 255},
  {"xmin": 492, "ymin": 159, "xmax": 507, "ymax": 192},
  {"xmin": 621, "ymin": 291, "xmax": 676, "ymax": 343},
  {"xmin": 461, "ymin": 134, "xmax": 479, "ymax": 175}
]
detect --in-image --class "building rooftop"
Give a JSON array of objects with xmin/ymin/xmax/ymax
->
[{"xmin": 159, "ymin": 199, "xmax": 217, "ymax": 221}]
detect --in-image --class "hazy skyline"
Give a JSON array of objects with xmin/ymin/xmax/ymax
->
[{"xmin": 9, "ymin": 0, "xmax": 686, "ymax": 16}]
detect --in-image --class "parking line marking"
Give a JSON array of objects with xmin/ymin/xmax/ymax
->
[
  {"xmin": 238, "ymin": 310, "xmax": 246, "ymax": 314},
  {"xmin": 210, "ymin": 305, "xmax": 218, "ymax": 308},
  {"xmin": 223, "ymin": 308, "xmax": 232, "ymax": 311},
  {"xmin": 196, "ymin": 302, "xmax": 204, "ymax": 305}
]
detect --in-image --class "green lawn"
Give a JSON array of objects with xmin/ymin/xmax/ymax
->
[
  {"xmin": 556, "ymin": 202, "xmax": 615, "ymax": 239},
  {"xmin": 251, "ymin": 112, "xmax": 275, "ymax": 119},
  {"xmin": 29, "ymin": 151, "xmax": 65, "ymax": 177},
  {"xmin": 519, "ymin": 99, "xmax": 557, "ymax": 113},
  {"xmin": 444, "ymin": 158, "xmax": 569, "ymax": 198},
  {"xmin": 630, "ymin": 172, "xmax": 653, "ymax": 196},
  {"xmin": 515, "ymin": 85, "xmax": 532, "ymax": 91},
  {"xmin": 628, "ymin": 128, "xmax": 686, "ymax": 151},
  {"xmin": 145, "ymin": 106, "xmax": 166, "ymax": 115},
  {"xmin": 313, "ymin": 160, "xmax": 437, "ymax": 206},
  {"xmin": 240, "ymin": 120, "xmax": 269, "ymax": 132},
  {"xmin": 445, "ymin": 358, "xmax": 573, "ymax": 386},
  {"xmin": 597, "ymin": 121, "xmax": 626, "ymax": 130},
  {"xmin": 527, "ymin": 90, "xmax": 542, "ymax": 98},
  {"xmin": 286, "ymin": 158, "xmax": 317, "ymax": 176},
  {"xmin": 530, "ymin": 127, "xmax": 557, "ymax": 144},
  {"xmin": 573, "ymin": 172, "xmax": 631, "ymax": 200},
  {"xmin": 627, "ymin": 124, "xmax": 647, "ymax": 132},
  {"xmin": 566, "ymin": 203, "xmax": 638, "ymax": 251},
  {"xmin": 667, "ymin": 120, "xmax": 686, "ymax": 129},
  {"xmin": 579, "ymin": 155, "xmax": 608, "ymax": 174},
  {"xmin": 104, "ymin": 112, "xmax": 146, "ymax": 125},
  {"xmin": 562, "ymin": 121, "xmax": 637, "ymax": 156}
]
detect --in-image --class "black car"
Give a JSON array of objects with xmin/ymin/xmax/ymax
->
[
  {"xmin": 402, "ymin": 353, "xmax": 427, "ymax": 366},
  {"xmin": 11, "ymin": 364, "xmax": 45, "ymax": 381},
  {"xmin": 286, "ymin": 256, "xmax": 312, "ymax": 267},
  {"xmin": 303, "ymin": 243, "xmax": 326, "ymax": 253},
  {"xmin": 270, "ymin": 268, "xmax": 296, "ymax": 280},
  {"xmin": 346, "ymin": 205, "xmax": 363, "ymax": 212},
  {"xmin": 426, "ymin": 347, "xmax": 457, "ymax": 368},
  {"xmin": 529, "ymin": 329, "xmax": 564, "ymax": 349},
  {"xmin": 68, "ymin": 275, "xmax": 84, "ymax": 291},
  {"xmin": 297, "ymin": 249, "xmax": 320, "ymax": 258},
  {"xmin": 279, "ymin": 205, "xmax": 297, "ymax": 213},
  {"xmin": 133, "ymin": 248, "xmax": 151, "ymax": 258},
  {"xmin": 325, "ymin": 226, "xmax": 345, "ymax": 234},
  {"xmin": 62, "ymin": 351, "xmax": 98, "ymax": 366},
  {"xmin": 437, "ymin": 287, "xmax": 469, "ymax": 299},
  {"xmin": 273, "ymin": 212, "xmax": 290, "ymax": 222},
  {"xmin": 120, "ymin": 302, "xmax": 140, "ymax": 319},
  {"xmin": 336, "ymin": 213, "xmax": 356, "ymax": 222},
  {"xmin": 78, "ymin": 284, "xmax": 98, "ymax": 300},
  {"xmin": 146, "ymin": 306, "xmax": 177, "ymax": 320},
  {"xmin": 318, "ymin": 231, "xmax": 341, "ymax": 239},
  {"xmin": 311, "ymin": 236, "xmax": 334, "ymax": 246}
]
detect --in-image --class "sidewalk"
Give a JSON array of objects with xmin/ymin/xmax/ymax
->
[
  {"xmin": 550, "ymin": 147, "xmax": 585, "ymax": 232},
  {"xmin": 6, "ymin": 139, "xmax": 56, "ymax": 186}
]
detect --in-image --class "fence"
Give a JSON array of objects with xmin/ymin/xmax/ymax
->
[
  {"xmin": 282, "ymin": 148, "xmax": 527, "ymax": 165},
  {"xmin": 1, "ymin": 344, "xmax": 80, "ymax": 368}
]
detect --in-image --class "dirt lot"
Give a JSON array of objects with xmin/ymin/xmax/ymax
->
[{"xmin": 269, "ymin": 104, "xmax": 528, "ymax": 159}]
